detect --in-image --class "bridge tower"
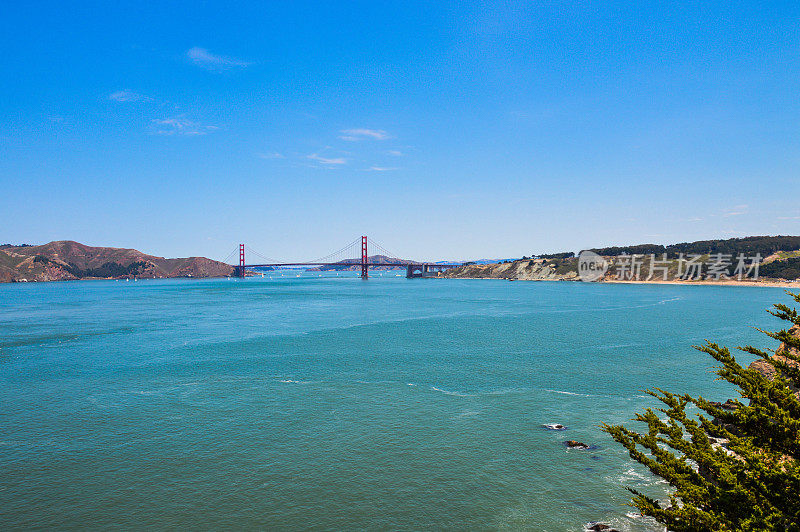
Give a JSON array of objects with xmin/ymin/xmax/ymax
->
[
  {"xmin": 361, "ymin": 236, "xmax": 368, "ymax": 280},
  {"xmin": 238, "ymin": 244, "xmax": 245, "ymax": 278}
]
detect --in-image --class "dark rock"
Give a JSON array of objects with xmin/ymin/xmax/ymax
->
[
  {"xmin": 542, "ymin": 423, "xmax": 567, "ymax": 430},
  {"xmin": 708, "ymin": 399, "xmax": 738, "ymax": 411},
  {"xmin": 564, "ymin": 440, "xmax": 590, "ymax": 449},
  {"xmin": 708, "ymin": 399, "xmax": 740, "ymax": 434},
  {"xmin": 585, "ymin": 523, "xmax": 619, "ymax": 531}
]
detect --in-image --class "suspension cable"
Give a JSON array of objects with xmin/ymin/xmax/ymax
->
[
  {"xmin": 308, "ymin": 237, "xmax": 362, "ymax": 263},
  {"xmin": 368, "ymin": 237, "xmax": 400, "ymax": 260},
  {"xmin": 246, "ymin": 246, "xmax": 284, "ymax": 264},
  {"xmin": 221, "ymin": 246, "xmax": 240, "ymax": 265}
]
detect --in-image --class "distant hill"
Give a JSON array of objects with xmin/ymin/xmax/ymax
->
[
  {"xmin": 307, "ymin": 254, "xmax": 416, "ymax": 271},
  {"xmin": 583, "ymin": 235, "xmax": 800, "ymax": 280},
  {"xmin": 587, "ymin": 235, "xmax": 800, "ymax": 259},
  {"xmin": 0, "ymin": 241, "xmax": 234, "ymax": 283},
  {"xmin": 760, "ymin": 253, "xmax": 800, "ymax": 280},
  {"xmin": 447, "ymin": 235, "xmax": 800, "ymax": 282},
  {"xmin": 458, "ymin": 258, "xmax": 510, "ymax": 265}
]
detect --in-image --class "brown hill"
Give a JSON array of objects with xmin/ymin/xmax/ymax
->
[
  {"xmin": 0, "ymin": 241, "xmax": 234, "ymax": 283},
  {"xmin": 306, "ymin": 254, "xmax": 416, "ymax": 271}
]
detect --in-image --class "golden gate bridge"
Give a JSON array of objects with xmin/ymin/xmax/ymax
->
[{"xmin": 222, "ymin": 236, "xmax": 462, "ymax": 279}]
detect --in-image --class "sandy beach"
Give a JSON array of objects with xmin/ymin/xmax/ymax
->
[
  {"xmin": 603, "ymin": 279, "xmax": 798, "ymax": 288},
  {"xmin": 440, "ymin": 276, "xmax": 799, "ymax": 288}
]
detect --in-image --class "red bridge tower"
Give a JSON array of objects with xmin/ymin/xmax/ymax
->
[{"xmin": 361, "ymin": 236, "xmax": 368, "ymax": 280}]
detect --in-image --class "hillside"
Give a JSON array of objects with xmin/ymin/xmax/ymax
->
[
  {"xmin": 307, "ymin": 254, "xmax": 415, "ymax": 271},
  {"xmin": 444, "ymin": 258, "xmax": 578, "ymax": 281},
  {"xmin": 587, "ymin": 235, "xmax": 800, "ymax": 259},
  {"xmin": 0, "ymin": 241, "xmax": 234, "ymax": 283},
  {"xmin": 445, "ymin": 235, "xmax": 800, "ymax": 282}
]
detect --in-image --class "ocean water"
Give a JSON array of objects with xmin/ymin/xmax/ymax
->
[{"xmin": 0, "ymin": 274, "xmax": 790, "ymax": 531}]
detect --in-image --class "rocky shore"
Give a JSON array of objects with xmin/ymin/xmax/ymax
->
[{"xmin": 442, "ymin": 259, "xmax": 579, "ymax": 281}]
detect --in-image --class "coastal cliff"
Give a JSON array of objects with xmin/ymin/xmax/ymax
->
[
  {"xmin": 443, "ymin": 259, "xmax": 579, "ymax": 281},
  {"xmin": 442, "ymin": 253, "xmax": 800, "ymax": 283},
  {"xmin": 0, "ymin": 241, "xmax": 234, "ymax": 282},
  {"xmin": 443, "ymin": 236, "xmax": 800, "ymax": 283}
]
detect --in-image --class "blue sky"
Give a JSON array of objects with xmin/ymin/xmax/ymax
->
[{"xmin": 2, "ymin": 1, "xmax": 799, "ymax": 262}]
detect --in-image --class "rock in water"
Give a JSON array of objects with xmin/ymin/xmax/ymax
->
[
  {"xmin": 564, "ymin": 440, "xmax": 590, "ymax": 449},
  {"xmin": 542, "ymin": 423, "xmax": 566, "ymax": 430},
  {"xmin": 585, "ymin": 523, "xmax": 619, "ymax": 531}
]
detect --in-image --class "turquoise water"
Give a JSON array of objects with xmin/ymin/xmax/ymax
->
[{"xmin": 0, "ymin": 274, "xmax": 789, "ymax": 530}]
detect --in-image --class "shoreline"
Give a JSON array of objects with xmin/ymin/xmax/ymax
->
[
  {"xmin": 6, "ymin": 274, "xmax": 798, "ymax": 289},
  {"xmin": 439, "ymin": 276, "xmax": 798, "ymax": 288},
  {"xmin": 3, "ymin": 275, "xmax": 230, "ymax": 284},
  {"xmin": 603, "ymin": 278, "xmax": 797, "ymax": 288}
]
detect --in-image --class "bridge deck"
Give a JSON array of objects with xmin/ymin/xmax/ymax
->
[{"xmin": 243, "ymin": 263, "xmax": 461, "ymax": 267}]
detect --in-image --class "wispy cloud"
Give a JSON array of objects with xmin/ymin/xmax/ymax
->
[
  {"xmin": 258, "ymin": 152, "xmax": 285, "ymax": 160},
  {"xmin": 723, "ymin": 204, "xmax": 749, "ymax": 217},
  {"xmin": 109, "ymin": 89, "xmax": 149, "ymax": 102},
  {"xmin": 365, "ymin": 166, "xmax": 398, "ymax": 172},
  {"xmin": 339, "ymin": 128, "xmax": 390, "ymax": 141},
  {"xmin": 307, "ymin": 153, "xmax": 347, "ymax": 165},
  {"xmin": 150, "ymin": 116, "xmax": 218, "ymax": 136},
  {"xmin": 187, "ymin": 47, "xmax": 251, "ymax": 71},
  {"xmin": 386, "ymin": 150, "xmax": 403, "ymax": 156}
]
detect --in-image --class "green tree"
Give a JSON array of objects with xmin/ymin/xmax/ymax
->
[{"xmin": 603, "ymin": 292, "xmax": 800, "ymax": 531}]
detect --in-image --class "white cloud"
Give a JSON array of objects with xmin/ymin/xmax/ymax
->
[
  {"xmin": 150, "ymin": 116, "xmax": 218, "ymax": 136},
  {"xmin": 365, "ymin": 166, "xmax": 398, "ymax": 172},
  {"xmin": 386, "ymin": 150, "xmax": 403, "ymax": 156},
  {"xmin": 109, "ymin": 89, "xmax": 148, "ymax": 102},
  {"xmin": 723, "ymin": 211, "xmax": 746, "ymax": 217},
  {"xmin": 187, "ymin": 47, "xmax": 251, "ymax": 71},
  {"xmin": 307, "ymin": 153, "xmax": 347, "ymax": 165},
  {"xmin": 723, "ymin": 205, "xmax": 748, "ymax": 217},
  {"xmin": 339, "ymin": 128, "xmax": 390, "ymax": 141},
  {"xmin": 259, "ymin": 152, "xmax": 285, "ymax": 159}
]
